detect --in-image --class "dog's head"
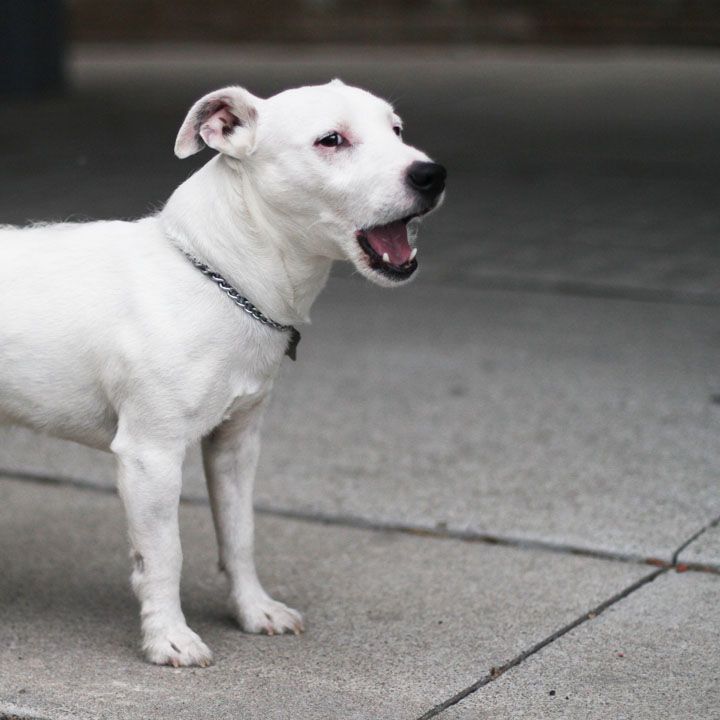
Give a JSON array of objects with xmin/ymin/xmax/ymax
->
[{"xmin": 175, "ymin": 81, "xmax": 445, "ymax": 287}]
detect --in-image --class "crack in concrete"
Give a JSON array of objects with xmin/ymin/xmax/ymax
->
[
  {"xmin": 2, "ymin": 470, "xmax": 719, "ymax": 576},
  {"xmin": 415, "ymin": 568, "xmax": 668, "ymax": 719},
  {"xmin": 416, "ymin": 512, "xmax": 720, "ymax": 719},
  {"xmin": 253, "ymin": 504, "xmax": 720, "ymax": 574},
  {"xmin": 671, "ymin": 513, "xmax": 720, "ymax": 565}
]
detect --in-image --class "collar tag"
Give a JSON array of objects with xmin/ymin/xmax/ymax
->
[{"xmin": 285, "ymin": 327, "xmax": 301, "ymax": 361}]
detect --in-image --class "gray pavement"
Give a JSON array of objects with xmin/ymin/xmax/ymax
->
[
  {"xmin": 442, "ymin": 572, "xmax": 720, "ymax": 719},
  {"xmin": 1, "ymin": 46, "xmax": 719, "ymax": 719},
  {"xmin": 0, "ymin": 478, "xmax": 650, "ymax": 720}
]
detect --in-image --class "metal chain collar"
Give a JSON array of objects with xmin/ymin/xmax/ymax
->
[{"xmin": 180, "ymin": 250, "xmax": 301, "ymax": 361}]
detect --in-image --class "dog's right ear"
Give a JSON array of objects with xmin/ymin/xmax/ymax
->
[{"xmin": 174, "ymin": 86, "xmax": 261, "ymax": 159}]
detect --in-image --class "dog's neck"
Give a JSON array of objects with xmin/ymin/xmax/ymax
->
[{"xmin": 160, "ymin": 155, "xmax": 333, "ymax": 325}]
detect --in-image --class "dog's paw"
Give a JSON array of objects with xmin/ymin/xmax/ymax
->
[
  {"xmin": 234, "ymin": 592, "xmax": 304, "ymax": 636},
  {"xmin": 143, "ymin": 623, "xmax": 213, "ymax": 667}
]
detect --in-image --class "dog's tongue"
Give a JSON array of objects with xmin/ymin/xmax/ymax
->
[{"xmin": 366, "ymin": 220, "xmax": 412, "ymax": 265}]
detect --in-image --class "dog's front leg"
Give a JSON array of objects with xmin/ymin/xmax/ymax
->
[
  {"xmin": 113, "ymin": 433, "xmax": 213, "ymax": 667},
  {"xmin": 202, "ymin": 401, "xmax": 304, "ymax": 636}
]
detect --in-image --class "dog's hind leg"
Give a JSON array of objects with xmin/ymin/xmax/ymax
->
[
  {"xmin": 113, "ymin": 429, "xmax": 213, "ymax": 667},
  {"xmin": 202, "ymin": 401, "xmax": 304, "ymax": 636}
]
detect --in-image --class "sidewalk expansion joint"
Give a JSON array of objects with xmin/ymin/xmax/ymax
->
[
  {"xmin": 415, "ymin": 567, "xmax": 668, "ymax": 720},
  {"xmin": 2, "ymin": 470, "xmax": 719, "ymax": 577},
  {"xmin": 671, "ymin": 513, "xmax": 720, "ymax": 565},
  {"xmin": 253, "ymin": 504, "xmax": 720, "ymax": 575},
  {"xmin": 415, "ymin": 515, "xmax": 720, "ymax": 718}
]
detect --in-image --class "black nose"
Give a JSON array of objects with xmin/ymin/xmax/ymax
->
[{"xmin": 406, "ymin": 161, "xmax": 447, "ymax": 200}]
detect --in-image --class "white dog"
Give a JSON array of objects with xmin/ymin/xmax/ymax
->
[{"xmin": 0, "ymin": 81, "xmax": 446, "ymax": 666}]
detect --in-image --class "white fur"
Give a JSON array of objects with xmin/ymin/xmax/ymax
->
[{"xmin": 0, "ymin": 81, "xmax": 443, "ymax": 666}]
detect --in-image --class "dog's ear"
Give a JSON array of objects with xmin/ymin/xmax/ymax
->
[{"xmin": 174, "ymin": 86, "xmax": 261, "ymax": 159}]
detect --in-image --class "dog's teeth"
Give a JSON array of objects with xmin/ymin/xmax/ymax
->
[
  {"xmin": 410, "ymin": 247, "xmax": 418, "ymax": 260},
  {"xmin": 382, "ymin": 252, "xmax": 390, "ymax": 263}
]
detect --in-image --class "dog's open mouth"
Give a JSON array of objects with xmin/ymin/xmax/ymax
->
[{"xmin": 356, "ymin": 215, "xmax": 418, "ymax": 281}]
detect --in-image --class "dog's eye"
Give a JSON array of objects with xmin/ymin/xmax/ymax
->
[
  {"xmin": 316, "ymin": 132, "xmax": 345, "ymax": 148},
  {"xmin": 393, "ymin": 126, "xmax": 402, "ymax": 138}
]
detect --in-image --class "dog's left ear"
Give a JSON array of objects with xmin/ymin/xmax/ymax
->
[{"xmin": 174, "ymin": 86, "xmax": 261, "ymax": 159}]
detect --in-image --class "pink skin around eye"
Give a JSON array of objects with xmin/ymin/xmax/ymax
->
[
  {"xmin": 318, "ymin": 124, "xmax": 355, "ymax": 149},
  {"xmin": 314, "ymin": 136, "xmax": 343, "ymax": 153},
  {"xmin": 336, "ymin": 123, "xmax": 353, "ymax": 144}
]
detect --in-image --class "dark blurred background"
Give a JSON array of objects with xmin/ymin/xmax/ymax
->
[
  {"xmin": 5, "ymin": 1, "xmax": 720, "ymax": 96},
  {"xmin": 2, "ymin": 1, "xmax": 720, "ymax": 302},
  {"xmin": 53, "ymin": 0, "xmax": 720, "ymax": 46},
  {"xmin": 67, "ymin": 0, "xmax": 720, "ymax": 45}
]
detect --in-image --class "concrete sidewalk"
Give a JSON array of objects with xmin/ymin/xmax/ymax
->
[{"xmin": 1, "ymin": 46, "xmax": 719, "ymax": 719}]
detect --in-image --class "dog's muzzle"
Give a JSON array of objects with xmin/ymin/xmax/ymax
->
[{"xmin": 356, "ymin": 162, "xmax": 446, "ymax": 282}]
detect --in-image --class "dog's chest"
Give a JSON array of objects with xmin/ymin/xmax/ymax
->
[
  {"xmin": 223, "ymin": 385, "xmax": 269, "ymax": 420},
  {"xmin": 203, "ymin": 333, "xmax": 285, "ymax": 427}
]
